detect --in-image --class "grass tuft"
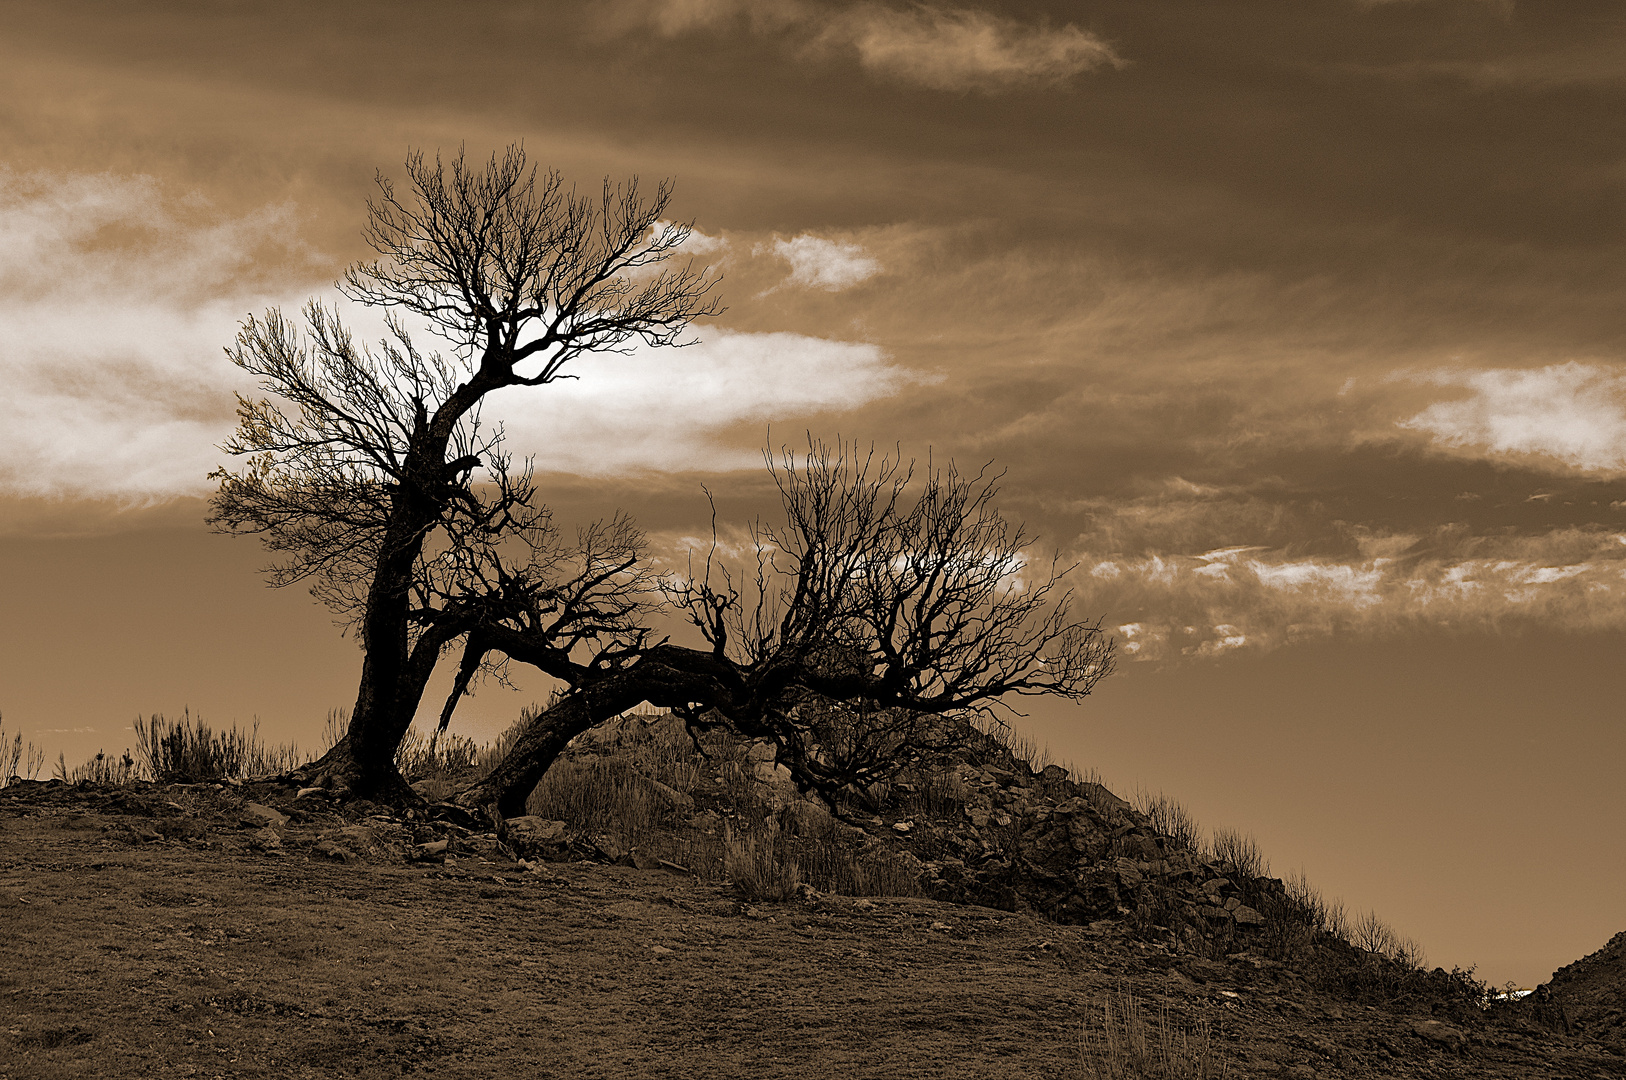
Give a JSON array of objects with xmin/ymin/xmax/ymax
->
[
  {"xmin": 0, "ymin": 712, "xmax": 48, "ymax": 786},
  {"xmin": 1076, "ymin": 990, "xmax": 1228, "ymax": 1079},
  {"xmin": 133, "ymin": 709, "xmax": 307, "ymax": 783}
]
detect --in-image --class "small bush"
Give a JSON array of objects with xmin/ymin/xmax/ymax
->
[
  {"xmin": 1132, "ymin": 787, "xmax": 1203, "ymax": 851},
  {"xmin": 1207, "ymin": 829, "xmax": 1266, "ymax": 880}
]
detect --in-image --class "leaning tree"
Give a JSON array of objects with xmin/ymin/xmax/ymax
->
[
  {"xmin": 209, "ymin": 145, "xmax": 720, "ymax": 800},
  {"xmin": 448, "ymin": 439, "xmax": 1117, "ymax": 817}
]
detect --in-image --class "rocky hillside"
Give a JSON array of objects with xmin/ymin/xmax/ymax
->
[
  {"xmin": 2, "ymin": 711, "xmax": 1621, "ymax": 1078},
  {"xmin": 1541, "ymin": 930, "xmax": 1626, "ymax": 1047}
]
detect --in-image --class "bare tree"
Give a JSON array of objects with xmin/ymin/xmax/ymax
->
[
  {"xmin": 209, "ymin": 146, "xmax": 720, "ymax": 799},
  {"xmin": 452, "ymin": 439, "xmax": 1115, "ymax": 816}
]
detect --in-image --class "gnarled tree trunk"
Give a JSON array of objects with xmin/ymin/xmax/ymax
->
[{"xmin": 454, "ymin": 645, "xmax": 741, "ymax": 818}]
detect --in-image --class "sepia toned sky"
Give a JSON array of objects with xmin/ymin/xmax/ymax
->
[{"xmin": 2, "ymin": 0, "xmax": 1623, "ymax": 989}]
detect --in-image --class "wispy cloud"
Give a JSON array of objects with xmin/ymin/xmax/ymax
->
[
  {"xmin": 819, "ymin": 3, "xmax": 1124, "ymax": 91},
  {"xmin": 0, "ymin": 167, "xmax": 322, "ymax": 499},
  {"xmin": 0, "ymin": 170, "xmax": 921, "ymax": 499},
  {"xmin": 482, "ymin": 327, "xmax": 927, "ymax": 473},
  {"xmin": 1079, "ymin": 528, "xmax": 1626, "ymax": 660},
  {"xmin": 603, "ymin": 0, "xmax": 1123, "ymax": 92},
  {"xmin": 1398, "ymin": 363, "xmax": 1626, "ymax": 475},
  {"xmin": 760, "ymin": 234, "xmax": 881, "ymax": 291}
]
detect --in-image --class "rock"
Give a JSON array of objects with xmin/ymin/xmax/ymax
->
[
  {"xmin": 1522, "ymin": 983, "xmax": 1573, "ymax": 1034},
  {"xmin": 1540, "ymin": 929, "xmax": 1622, "ymax": 1040},
  {"xmin": 1079, "ymin": 782, "xmax": 1131, "ymax": 813},
  {"xmin": 410, "ymin": 839, "xmax": 449, "ymax": 863},
  {"xmin": 650, "ymin": 945, "xmax": 674, "ymax": 956},
  {"xmin": 1409, "ymin": 1019, "xmax": 1467, "ymax": 1048},
  {"xmin": 316, "ymin": 824, "xmax": 388, "ymax": 862},
  {"xmin": 1040, "ymin": 764, "xmax": 1070, "ymax": 783},
  {"xmin": 891, "ymin": 821, "xmax": 913, "ymax": 833},
  {"xmin": 751, "ymin": 760, "xmax": 794, "ymax": 784},
  {"xmin": 504, "ymin": 816, "xmax": 569, "ymax": 853},
  {"xmin": 745, "ymin": 741, "xmax": 778, "ymax": 764},
  {"xmin": 1233, "ymin": 905, "xmax": 1267, "ymax": 927},
  {"xmin": 1202, "ymin": 877, "xmax": 1231, "ymax": 896},
  {"xmin": 247, "ymin": 827, "xmax": 283, "ymax": 852},
  {"xmin": 238, "ymin": 803, "xmax": 287, "ymax": 829},
  {"xmin": 1052, "ymin": 797, "xmax": 1090, "ymax": 818},
  {"xmin": 315, "ymin": 840, "xmax": 358, "ymax": 864},
  {"xmin": 642, "ymin": 778, "xmax": 694, "ymax": 814}
]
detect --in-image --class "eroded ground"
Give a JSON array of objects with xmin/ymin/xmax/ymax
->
[{"xmin": 1, "ymin": 785, "xmax": 1620, "ymax": 1079}]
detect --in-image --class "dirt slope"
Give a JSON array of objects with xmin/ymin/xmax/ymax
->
[{"xmin": 1, "ymin": 784, "xmax": 1621, "ymax": 1079}]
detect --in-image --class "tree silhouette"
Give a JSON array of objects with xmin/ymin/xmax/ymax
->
[
  {"xmin": 450, "ymin": 439, "xmax": 1116, "ymax": 817},
  {"xmin": 209, "ymin": 146, "xmax": 720, "ymax": 799}
]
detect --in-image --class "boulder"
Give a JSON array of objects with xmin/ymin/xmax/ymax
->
[
  {"xmin": 642, "ymin": 778, "xmax": 694, "ymax": 814},
  {"xmin": 315, "ymin": 840, "xmax": 358, "ymax": 864},
  {"xmin": 315, "ymin": 824, "xmax": 388, "ymax": 862},
  {"xmin": 1233, "ymin": 905, "xmax": 1267, "ymax": 927},
  {"xmin": 409, "ymin": 839, "xmax": 449, "ymax": 863},
  {"xmin": 1409, "ymin": 1019, "xmax": 1467, "ymax": 1049},
  {"xmin": 238, "ymin": 802, "xmax": 287, "ymax": 829},
  {"xmin": 504, "ymin": 816, "xmax": 569, "ymax": 857}
]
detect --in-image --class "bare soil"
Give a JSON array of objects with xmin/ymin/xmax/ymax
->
[{"xmin": 1, "ymin": 783, "xmax": 1620, "ymax": 1079}]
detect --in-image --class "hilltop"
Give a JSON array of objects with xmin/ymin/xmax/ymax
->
[{"xmin": 1, "ymin": 716, "xmax": 1621, "ymax": 1079}]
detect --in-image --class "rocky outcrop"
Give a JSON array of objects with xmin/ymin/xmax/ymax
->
[{"xmin": 1539, "ymin": 929, "xmax": 1626, "ymax": 1046}]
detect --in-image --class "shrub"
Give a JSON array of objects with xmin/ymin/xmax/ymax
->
[{"xmin": 1132, "ymin": 786, "xmax": 1203, "ymax": 851}]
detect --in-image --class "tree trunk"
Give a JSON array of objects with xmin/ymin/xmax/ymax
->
[
  {"xmin": 296, "ymin": 493, "xmax": 442, "ymax": 801},
  {"xmin": 453, "ymin": 645, "xmax": 742, "ymax": 818}
]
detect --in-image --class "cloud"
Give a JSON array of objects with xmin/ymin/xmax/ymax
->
[
  {"xmin": 605, "ymin": 0, "xmax": 1123, "ymax": 92},
  {"xmin": 761, "ymin": 234, "xmax": 881, "ymax": 291},
  {"xmin": 820, "ymin": 4, "xmax": 1123, "ymax": 91},
  {"xmin": 0, "ymin": 167, "xmax": 324, "ymax": 499},
  {"xmin": 0, "ymin": 170, "xmax": 920, "ymax": 500},
  {"xmin": 1075, "ymin": 528, "xmax": 1626, "ymax": 661},
  {"xmin": 1398, "ymin": 363, "xmax": 1626, "ymax": 475},
  {"xmin": 482, "ymin": 327, "xmax": 927, "ymax": 473}
]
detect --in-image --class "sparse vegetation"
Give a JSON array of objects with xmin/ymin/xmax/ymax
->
[
  {"xmin": 29, "ymin": 694, "xmax": 1488, "ymax": 1020},
  {"xmin": 1132, "ymin": 786, "xmax": 1203, "ymax": 852},
  {"xmin": 133, "ymin": 709, "xmax": 308, "ymax": 783},
  {"xmin": 54, "ymin": 748, "xmax": 137, "ymax": 785},
  {"xmin": 1077, "ymin": 990, "xmax": 1228, "ymax": 1080},
  {"xmin": 0, "ymin": 713, "xmax": 47, "ymax": 786}
]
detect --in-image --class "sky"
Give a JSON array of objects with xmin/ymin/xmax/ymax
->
[{"xmin": 1, "ymin": 0, "xmax": 1623, "ymax": 989}]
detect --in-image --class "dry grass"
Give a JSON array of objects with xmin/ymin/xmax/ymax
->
[
  {"xmin": 1131, "ymin": 787, "xmax": 1203, "ymax": 852},
  {"xmin": 0, "ymin": 713, "xmax": 47, "ymax": 786},
  {"xmin": 133, "ymin": 709, "xmax": 308, "ymax": 783},
  {"xmin": 1076, "ymin": 990, "xmax": 1228, "ymax": 1079}
]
